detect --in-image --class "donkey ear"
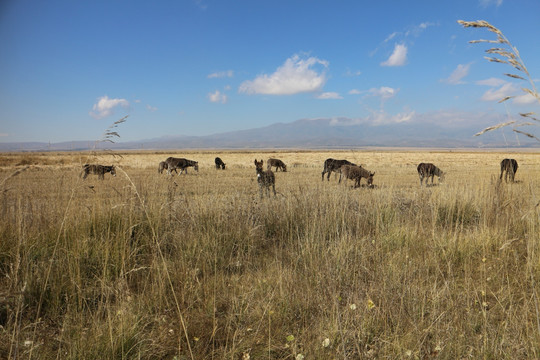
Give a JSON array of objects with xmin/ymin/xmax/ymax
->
[
  {"xmin": 254, "ymin": 159, "xmax": 257, "ymax": 165},
  {"xmin": 371, "ymin": 172, "xmax": 375, "ymax": 176}
]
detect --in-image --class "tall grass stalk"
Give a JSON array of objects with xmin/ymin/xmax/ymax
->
[{"xmin": 458, "ymin": 20, "xmax": 540, "ymax": 141}]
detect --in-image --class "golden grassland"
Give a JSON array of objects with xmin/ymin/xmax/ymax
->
[{"xmin": 1, "ymin": 149, "xmax": 539, "ymax": 359}]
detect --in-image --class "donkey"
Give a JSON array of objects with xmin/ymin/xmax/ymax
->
[
  {"xmin": 165, "ymin": 157, "xmax": 199, "ymax": 175},
  {"xmin": 254, "ymin": 159, "xmax": 276, "ymax": 198},
  {"xmin": 500, "ymin": 158, "xmax": 518, "ymax": 183},
  {"xmin": 417, "ymin": 163, "xmax": 444, "ymax": 186},
  {"xmin": 322, "ymin": 158, "xmax": 356, "ymax": 181},
  {"xmin": 215, "ymin": 157, "xmax": 226, "ymax": 170},
  {"xmin": 82, "ymin": 164, "xmax": 116, "ymax": 180},
  {"xmin": 267, "ymin": 158, "xmax": 287, "ymax": 172},
  {"xmin": 339, "ymin": 165, "xmax": 375, "ymax": 188},
  {"xmin": 159, "ymin": 161, "xmax": 179, "ymax": 174}
]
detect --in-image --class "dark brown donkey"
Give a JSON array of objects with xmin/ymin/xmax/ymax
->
[
  {"xmin": 417, "ymin": 163, "xmax": 444, "ymax": 186},
  {"xmin": 500, "ymin": 158, "xmax": 518, "ymax": 183},
  {"xmin": 215, "ymin": 157, "xmax": 226, "ymax": 170},
  {"xmin": 254, "ymin": 159, "xmax": 276, "ymax": 198},
  {"xmin": 267, "ymin": 158, "xmax": 287, "ymax": 172},
  {"xmin": 82, "ymin": 164, "xmax": 116, "ymax": 180},
  {"xmin": 339, "ymin": 165, "xmax": 375, "ymax": 188},
  {"xmin": 321, "ymin": 158, "xmax": 356, "ymax": 181}
]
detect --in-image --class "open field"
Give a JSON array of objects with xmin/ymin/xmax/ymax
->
[{"xmin": 1, "ymin": 149, "xmax": 540, "ymax": 359}]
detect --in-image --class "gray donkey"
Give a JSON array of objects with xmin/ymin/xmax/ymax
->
[{"xmin": 254, "ymin": 159, "xmax": 276, "ymax": 198}]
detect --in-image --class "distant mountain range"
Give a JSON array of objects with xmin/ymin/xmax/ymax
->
[{"xmin": 1, "ymin": 117, "xmax": 537, "ymax": 151}]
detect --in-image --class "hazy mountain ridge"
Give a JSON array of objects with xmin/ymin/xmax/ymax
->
[{"xmin": 1, "ymin": 117, "xmax": 536, "ymax": 151}]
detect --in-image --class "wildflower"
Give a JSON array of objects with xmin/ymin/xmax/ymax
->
[
  {"xmin": 296, "ymin": 354, "xmax": 304, "ymax": 360},
  {"xmin": 405, "ymin": 349, "xmax": 412, "ymax": 357},
  {"xmin": 349, "ymin": 303, "xmax": 357, "ymax": 310},
  {"xmin": 193, "ymin": 337, "xmax": 199, "ymax": 342},
  {"xmin": 242, "ymin": 352, "xmax": 250, "ymax": 360},
  {"xmin": 482, "ymin": 257, "xmax": 487, "ymax": 263},
  {"xmin": 367, "ymin": 299, "xmax": 376, "ymax": 310},
  {"xmin": 322, "ymin": 338, "xmax": 330, "ymax": 347},
  {"xmin": 286, "ymin": 335, "xmax": 295, "ymax": 342}
]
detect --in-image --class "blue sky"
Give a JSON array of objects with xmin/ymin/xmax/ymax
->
[{"xmin": 1, "ymin": 0, "xmax": 539, "ymax": 143}]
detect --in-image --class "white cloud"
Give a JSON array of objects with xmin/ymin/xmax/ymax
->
[
  {"xmin": 405, "ymin": 22, "xmax": 436, "ymax": 37},
  {"xmin": 513, "ymin": 93, "xmax": 538, "ymax": 105},
  {"xmin": 480, "ymin": 0, "xmax": 503, "ymax": 7},
  {"xmin": 317, "ymin": 92, "xmax": 342, "ymax": 100},
  {"xmin": 443, "ymin": 64, "xmax": 471, "ymax": 84},
  {"xmin": 208, "ymin": 90, "xmax": 228, "ymax": 104},
  {"xmin": 477, "ymin": 79, "xmax": 538, "ymax": 105},
  {"xmin": 344, "ymin": 69, "xmax": 362, "ymax": 77},
  {"xmin": 368, "ymin": 86, "xmax": 399, "ymax": 100},
  {"xmin": 208, "ymin": 70, "xmax": 234, "ymax": 79},
  {"xmin": 349, "ymin": 89, "xmax": 362, "ymax": 95},
  {"xmin": 381, "ymin": 44, "xmax": 407, "ymax": 67},
  {"xmin": 239, "ymin": 54, "xmax": 328, "ymax": 95},
  {"xmin": 476, "ymin": 77, "xmax": 507, "ymax": 87},
  {"xmin": 89, "ymin": 96, "xmax": 129, "ymax": 119},
  {"xmin": 146, "ymin": 104, "xmax": 158, "ymax": 112},
  {"xmin": 369, "ymin": 110, "xmax": 416, "ymax": 125},
  {"xmin": 480, "ymin": 83, "xmax": 517, "ymax": 101}
]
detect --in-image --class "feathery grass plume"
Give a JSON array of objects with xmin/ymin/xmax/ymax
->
[
  {"xmin": 474, "ymin": 121, "xmax": 515, "ymax": 137},
  {"xmin": 93, "ymin": 115, "xmax": 129, "ymax": 158},
  {"xmin": 458, "ymin": 20, "xmax": 540, "ymax": 141}
]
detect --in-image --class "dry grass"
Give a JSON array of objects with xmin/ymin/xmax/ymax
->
[{"xmin": 1, "ymin": 149, "xmax": 539, "ymax": 359}]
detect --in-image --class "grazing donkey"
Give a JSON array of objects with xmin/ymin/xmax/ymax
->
[
  {"xmin": 267, "ymin": 158, "xmax": 287, "ymax": 172},
  {"xmin": 215, "ymin": 157, "xmax": 226, "ymax": 170},
  {"xmin": 254, "ymin": 159, "xmax": 276, "ymax": 198},
  {"xmin": 82, "ymin": 164, "xmax": 116, "ymax": 180},
  {"xmin": 417, "ymin": 163, "xmax": 445, "ymax": 186},
  {"xmin": 339, "ymin": 165, "xmax": 375, "ymax": 188},
  {"xmin": 500, "ymin": 158, "xmax": 518, "ymax": 183},
  {"xmin": 165, "ymin": 157, "xmax": 199, "ymax": 175},
  {"xmin": 322, "ymin": 158, "xmax": 356, "ymax": 181}
]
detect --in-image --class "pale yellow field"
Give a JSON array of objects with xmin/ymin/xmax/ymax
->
[{"xmin": 1, "ymin": 149, "xmax": 539, "ymax": 359}]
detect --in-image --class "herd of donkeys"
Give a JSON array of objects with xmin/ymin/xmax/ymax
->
[{"xmin": 81, "ymin": 156, "xmax": 520, "ymax": 197}]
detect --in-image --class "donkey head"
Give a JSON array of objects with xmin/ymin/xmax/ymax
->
[
  {"xmin": 254, "ymin": 159, "xmax": 264, "ymax": 170},
  {"xmin": 438, "ymin": 171, "xmax": 445, "ymax": 182},
  {"xmin": 110, "ymin": 166, "xmax": 117, "ymax": 177},
  {"xmin": 194, "ymin": 162, "xmax": 199, "ymax": 172},
  {"xmin": 367, "ymin": 172, "xmax": 375, "ymax": 186}
]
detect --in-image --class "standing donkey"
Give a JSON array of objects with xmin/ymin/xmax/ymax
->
[
  {"xmin": 165, "ymin": 157, "xmax": 199, "ymax": 175},
  {"xmin": 82, "ymin": 164, "xmax": 116, "ymax": 180},
  {"xmin": 322, "ymin": 158, "xmax": 356, "ymax": 181},
  {"xmin": 254, "ymin": 159, "xmax": 276, "ymax": 198},
  {"xmin": 417, "ymin": 163, "xmax": 445, "ymax": 186},
  {"xmin": 500, "ymin": 158, "xmax": 518, "ymax": 183}
]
